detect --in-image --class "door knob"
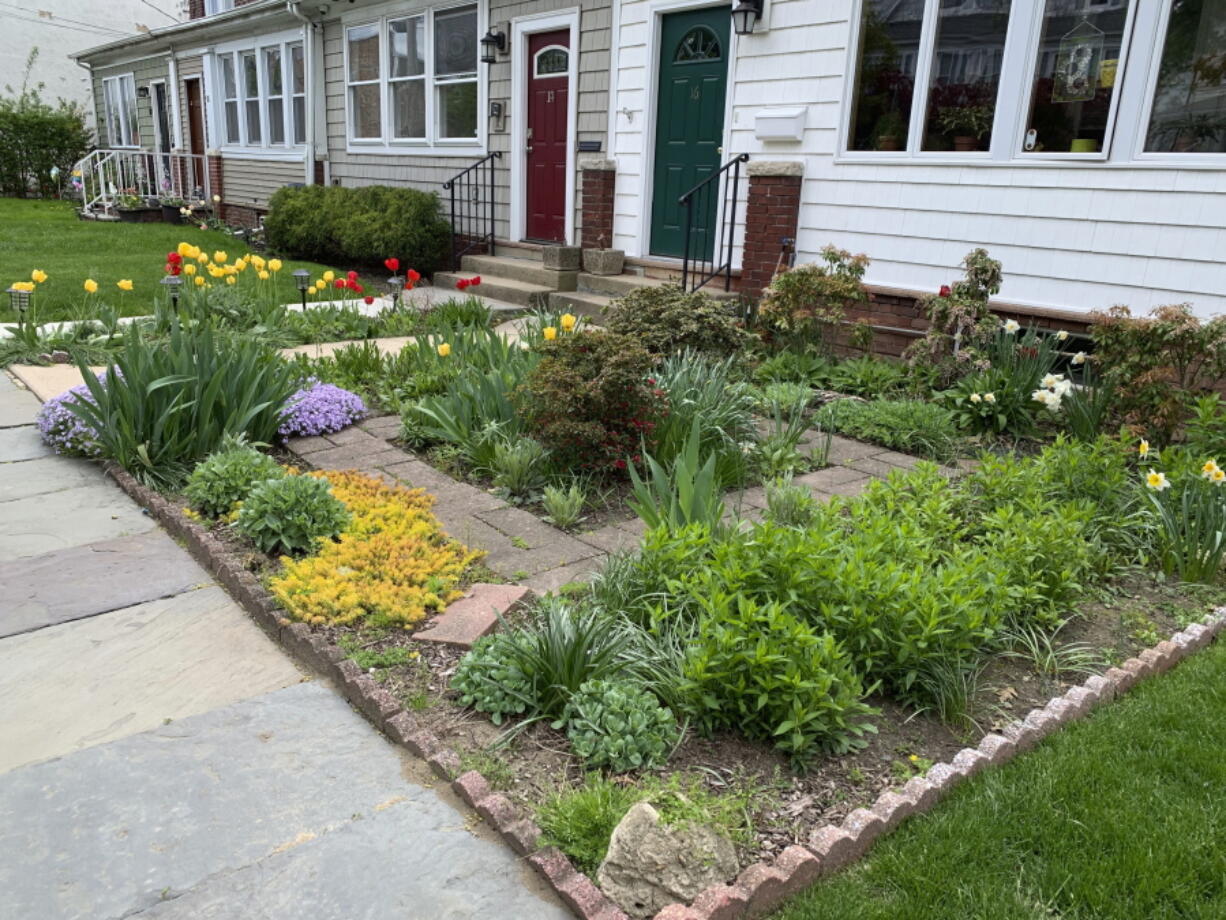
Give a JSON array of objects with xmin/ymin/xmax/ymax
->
[{"xmin": 526, "ymin": 146, "xmax": 534, "ymax": 155}]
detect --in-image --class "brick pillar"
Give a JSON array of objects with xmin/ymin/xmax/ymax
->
[
  {"xmin": 207, "ymin": 151, "xmax": 224, "ymax": 220},
  {"xmin": 579, "ymin": 158, "xmax": 615, "ymax": 249},
  {"xmin": 740, "ymin": 161, "xmax": 804, "ymax": 300}
]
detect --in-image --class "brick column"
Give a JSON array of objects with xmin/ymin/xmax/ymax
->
[
  {"xmin": 579, "ymin": 157, "xmax": 615, "ymax": 249},
  {"xmin": 740, "ymin": 160, "xmax": 804, "ymax": 300},
  {"xmin": 206, "ymin": 151, "xmax": 224, "ymax": 220}
]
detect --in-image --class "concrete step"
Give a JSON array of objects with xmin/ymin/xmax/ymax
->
[
  {"xmin": 433, "ymin": 272, "xmax": 551, "ymax": 308},
  {"xmin": 577, "ymin": 271, "xmax": 740, "ymax": 301},
  {"xmin": 459, "ymin": 254, "xmax": 576, "ymax": 291},
  {"xmin": 547, "ymin": 290, "xmax": 614, "ymax": 319}
]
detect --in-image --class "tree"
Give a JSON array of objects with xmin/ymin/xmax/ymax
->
[{"xmin": 0, "ymin": 49, "xmax": 92, "ymax": 198}]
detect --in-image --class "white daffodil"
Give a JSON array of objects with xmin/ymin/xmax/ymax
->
[
  {"xmin": 1056, "ymin": 330, "xmax": 1069, "ymax": 342},
  {"xmin": 983, "ymin": 392, "xmax": 996, "ymax": 404},
  {"xmin": 970, "ymin": 393, "xmax": 982, "ymax": 404},
  {"xmin": 1041, "ymin": 373, "xmax": 1064, "ymax": 389},
  {"xmin": 1004, "ymin": 319, "xmax": 1020, "ymax": 334},
  {"xmin": 1071, "ymin": 351, "xmax": 1087, "ymax": 365},
  {"xmin": 1145, "ymin": 470, "xmax": 1171, "ymax": 491}
]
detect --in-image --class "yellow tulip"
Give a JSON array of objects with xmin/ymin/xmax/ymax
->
[
  {"xmin": 116, "ymin": 279, "xmax": 134, "ymax": 292},
  {"xmin": 226, "ymin": 275, "xmax": 236, "ymax": 285},
  {"xmin": 268, "ymin": 259, "xmax": 282, "ymax": 272},
  {"xmin": 308, "ymin": 285, "xmax": 318, "ymax": 295},
  {"xmin": 194, "ymin": 276, "xmax": 205, "ymax": 287},
  {"xmin": 31, "ymin": 269, "xmax": 48, "ymax": 284},
  {"xmin": 437, "ymin": 343, "xmax": 451, "ymax": 357},
  {"xmin": 543, "ymin": 326, "xmax": 557, "ymax": 340},
  {"xmin": 313, "ymin": 278, "xmax": 324, "ymax": 289},
  {"xmin": 83, "ymin": 279, "xmax": 98, "ymax": 294},
  {"xmin": 11, "ymin": 281, "xmax": 34, "ymax": 292},
  {"xmin": 183, "ymin": 263, "xmax": 197, "ymax": 276},
  {"xmin": 196, "ymin": 251, "xmax": 209, "ymax": 263},
  {"xmin": 258, "ymin": 270, "xmax": 270, "ymax": 281},
  {"xmin": 177, "ymin": 242, "xmax": 192, "ymax": 257},
  {"xmin": 235, "ymin": 259, "xmax": 248, "ymax": 272},
  {"xmin": 560, "ymin": 313, "xmax": 576, "ymax": 332},
  {"xmin": 213, "ymin": 251, "xmax": 228, "ymax": 264},
  {"xmin": 323, "ymin": 270, "xmax": 335, "ymax": 282}
]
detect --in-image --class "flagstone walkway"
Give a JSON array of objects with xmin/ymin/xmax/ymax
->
[{"xmin": 0, "ymin": 368, "xmax": 569, "ymax": 920}]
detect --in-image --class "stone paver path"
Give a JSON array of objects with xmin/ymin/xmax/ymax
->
[{"xmin": 0, "ymin": 368, "xmax": 568, "ymax": 920}]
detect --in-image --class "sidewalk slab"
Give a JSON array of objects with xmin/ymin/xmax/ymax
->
[
  {"xmin": 0, "ymin": 681, "xmax": 568, "ymax": 920},
  {"xmin": 0, "ymin": 453, "xmax": 101, "ymax": 502},
  {"xmin": 0, "ymin": 425, "xmax": 51, "ymax": 463},
  {"xmin": 7, "ymin": 364, "xmax": 103, "ymax": 403},
  {"xmin": 0, "ymin": 481, "xmax": 156, "ymax": 561},
  {"xmin": 0, "ymin": 387, "xmax": 39, "ymax": 428},
  {"xmin": 0, "ymin": 586, "xmax": 303, "ymax": 773},
  {"xmin": 0, "ymin": 530, "xmax": 212, "ymax": 638}
]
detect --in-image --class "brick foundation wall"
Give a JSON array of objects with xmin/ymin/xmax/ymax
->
[
  {"xmin": 579, "ymin": 161, "xmax": 615, "ymax": 250},
  {"xmin": 221, "ymin": 204, "xmax": 263, "ymax": 229},
  {"xmin": 741, "ymin": 164, "xmax": 803, "ymax": 300}
]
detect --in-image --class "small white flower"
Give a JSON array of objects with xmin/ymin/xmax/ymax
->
[
  {"xmin": 1041, "ymin": 373, "xmax": 1064, "ymax": 389},
  {"xmin": 969, "ymin": 393, "xmax": 982, "ymax": 404},
  {"xmin": 1071, "ymin": 351, "xmax": 1087, "ymax": 365},
  {"xmin": 1032, "ymin": 389, "xmax": 1050, "ymax": 405},
  {"xmin": 1004, "ymin": 319, "xmax": 1020, "ymax": 334},
  {"xmin": 1053, "ymin": 378, "xmax": 1073, "ymax": 397},
  {"xmin": 1146, "ymin": 470, "xmax": 1171, "ymax": 491},
  {"xmin": 1056, "ymin": 330, "xmax": 1069, "ymax": 342},
  {"xmin": 983, "ymin": 392, "xmax": 996, "ymax": 404}
]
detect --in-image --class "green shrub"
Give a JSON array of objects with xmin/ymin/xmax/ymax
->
[
  {"xmin": 184, "ymin": 441, "xmax": 285, "ymax": 517},
  {"xmin": 0, "ymin": 61, "xmax": 91, "ymax": 198},
  {"xmin": 517, "ymin": 330, "xmax": 665, "ymax": 472},
  {"xmin": 68, "ymin": 324, "xmax": 299, "ymax": 487},
  {"xmin": 451, "ymin": 631, "xmax": 537, "ymax": 725},
  {"xmin": 563, "ymin": 679, "xmax": 680, "ymax": 772},
  {"xmin": 821, "ymin": 397, "xmax": 961, "ymax": 461},
  {"xmin": 758, "ymin": 245, "xmax": 869, "ymax": 349},
  {"xmin": 678, "ymin": 595, "xmax": 877, "ymax": 761},
  {"xmin": 236, "ymin": 474, "xmax": 350, "ymax": 556},
  {"xmin": 829, "ymin": 356, "xmax": 908, "ymax": 399},
  {"xmin": 263, "ymin": 184, "xmax": 450, "ymax": 273},
  {"xmin": 602, "ymin": 284, "xmax": 749, "ymax": 357}
]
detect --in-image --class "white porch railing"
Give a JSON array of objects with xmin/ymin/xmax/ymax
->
[{"xmin": 75, "ymin": 149, "xmax": 212, "ymax": 216}]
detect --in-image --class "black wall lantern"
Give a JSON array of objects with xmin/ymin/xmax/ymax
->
[
  {"xmin": 480, "ymin": 28, "xmax": 506, "ymax": 64},
  {"xmin": 730, "ymin": 0, "xmax": 763, "ymax": 35}
]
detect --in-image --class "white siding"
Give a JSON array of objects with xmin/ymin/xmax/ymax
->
[{"xmin": 609, "ymin": 0, "xmax": 1226, "ymax": 318}]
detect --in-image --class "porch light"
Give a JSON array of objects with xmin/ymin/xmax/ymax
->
[
  {"xmin": 160, "ymin": 274, "xmax": 182, "ymax": 310},
  {"xmin": 730, "ymin": 0, "xmax": 762, "ymax": 35},
  {"xmin": 292, "ymin": 268, "xmax": 311, "ymax": 311},
  {"xmin": 480, "ymin": 28, "xmax": 506, "ymax": 65},
  {"xmin": 386, "ymin": 274, "xmax": 404, "ymax": 311},
  {"xmin": 6, "ymin": 286, "xmax": 31, "ymax": 315}
]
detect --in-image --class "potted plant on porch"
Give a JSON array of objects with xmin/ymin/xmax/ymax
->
[
  {"xmin": 938, "ymin": 104, "xmax": 993, "ymax": 151},
  {"xmin": 159, "ymin": 195, "xmax": 186, "ymax": 224},
  {"xmin": 115, "ymin": 191, "xmax": 160, "ymax": 223},
  {"xmin": 582, "ymin": 234, "xmax": 624, "ymax": 276}
]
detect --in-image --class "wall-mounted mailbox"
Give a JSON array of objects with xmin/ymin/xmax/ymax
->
[{"xmin": 754, "ymin": 107, "xmax": 806, "ymax": 142}]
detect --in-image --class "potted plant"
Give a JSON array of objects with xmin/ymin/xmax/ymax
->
[
  {"xmin": 115, "ymin": 192, "xmax": 160, "ymax": 223},
  {"xmin": 582, "ymin": 234, "xmax": 624, "ymax": 276},
  {"xmin": 159, "ymin": 195, "xmax": 186, "ymax": 224},
  {"xmin": 872, "ymin": 110, "xmax": 907, "ymax": 151},
  {"xmin": 937, "ymin": 105, "xmax": 993, "ymax": 151}
]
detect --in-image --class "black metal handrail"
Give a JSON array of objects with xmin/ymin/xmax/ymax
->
[
  {"xmin": 678, "ymin": 153, "xmax": 749, "ymax": 293},
  {"xmin": 443, "ymin": 151, "xmax": 501, "ymax": 271}
]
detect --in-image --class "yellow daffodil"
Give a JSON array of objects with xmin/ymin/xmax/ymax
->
[
  {"xmin": 1212, "ymin": 469, "xmax": 1225, "ymax": 485},
  {"xmin": 437, "ymin": 342, "xmax": 451, "ymax": 357},
  {"xmin": 116, "ymin": 279, "xmax": 134, "ymax": 292},
  {"xmin": 213, "ymin": 251, "xmax": 228, "ymax": 264},
  {"xmin": 1138, "ymin": 439, "xmax": 1150, "ymax": 458},
  {"xmin": 83, "ymin": 278, "xmax": 98, "ymax": 294},
  {"xmin": 183, "ymin": 263, "xmax": 197, "ymax": 276},
  {"xmin": 1203, "ymin": 460, "xmax": 1222, "ymax": 480},
  {"xmin": 1145, "ymin": 470, "xmax": 1170, "ymax": 491},
  {"xmin": 268, "ymin": 258, "xmax": 282, "ymax": 272},
  {"xmin": 31, "ymin": 269, "xmax": 47, "ymax": 284},
  {"xmin": 560, "ymin": 312, "xmax": 576, "ymax": 332},
  {"xmin": 543, "ymin": 326, "xmax": 557, "ymax": 340},
  {"xmin": 194, "ymin": 276, "xmax": 205, "ymax": 287},
  {"xmin": 258, "ymin": 270, "xmax": 270, "ymax": 281},
  {"xmin": 177, "ymin": 242, "xmax": 193, "ymax": 257},
  {"xmin": 323, "ymin": 270, "xmax": 335, "ymax": 282},
  {"xmin": 225, "ymin": 275, "xmax": 236, "ymax": 285}
]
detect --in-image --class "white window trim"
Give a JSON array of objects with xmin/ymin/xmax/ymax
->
[
  {"xmin": 210, "ymin": 33, "xmax": 308, "ymax": 155},
  {"xmin": 204, "ymin": 0, "xmax": 235, "ymax": 15},
  {"xmin": 341, "ymin": 2, "xmax": 486, "ymax": 156},
  {"xmin": 102, "ymin": 73, "xmax": 141, "ymax": 149},
  {"xmin": 387, "ymin": 15, "xmax": 427, "ymax": 142},
  {"xmin": 264, "ymin": 46, "xmax": 286, "ymax": 146},
  {"xmin": 532, "ymin": 44, "xmax": 570, "ymax": 78}
]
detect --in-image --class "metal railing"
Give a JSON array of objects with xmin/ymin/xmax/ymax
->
[
  {"xmin": 679, "ymin": 153, "xmax": 749, "ymax": 293},
  {"xmin": 443, "ymin": 151, "xmax": 501, "ymax": 271},
  {"xmin": 75, "ymin": 149, "xmax": 210, "ymax": 216}
]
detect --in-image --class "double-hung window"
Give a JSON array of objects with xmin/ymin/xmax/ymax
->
[
  {"xmin": 102, "ymin": 74, "xmax": 140, "ymax": 148},
  {"xmin": 345, "ymin": 4, "xmax": 481, "ymax": 149},
  {"xmin": 1144, "ymin": 0, "xmax": 1226, "ymax": 155},
  {"xmin": 214, "ymin": 40, "xmax": 306, "ymax": 149},
  {"xmin": 204, "ymin": 0, "xmax": 235, "ymax": 14}
]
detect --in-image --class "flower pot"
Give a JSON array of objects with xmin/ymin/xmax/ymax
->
[
  {"xmin": 582, "ymin": 248, "xmax": 624, "ymax": 276},
  {"xmin": 1070, "ymin": 138, "xmax": 1098, "ymax": 153},
  {"xmin": 952, "ymin": 136, "xmax": 978, "ymax": 152},
  {"xmin": 542, "ymin": 245, "xmax": 581, "ymax": 271},
  {"xmin": 160, "ymin": 204, "xmax": 183, "ymax": 224},
  {"xmin": 876, "ymin": 135, "xmax": 901, "ymax": 151},
  {"xmin": 117, "ymin": 207, "xmax": 160, "ymax": 223}
]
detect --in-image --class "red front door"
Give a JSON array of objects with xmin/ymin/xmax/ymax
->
[{"xmin": 525, "ymin": 30, "xmax": 570, "ymax": 243}]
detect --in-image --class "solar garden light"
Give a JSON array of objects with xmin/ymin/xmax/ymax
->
[
  {"xmin": 386, "ymin": 274, "xmax": 404, "ymax": 311},
  {"xmin": 160, "ymin": 274, "xmax": 182, "ymax": 310},
  {"xmin": 292, "ymin": 269, "xmax": 311, "ymax": 311},
  {"xmin": 6, "ymin": 286, "xmax": 31, "ymax": 316}
]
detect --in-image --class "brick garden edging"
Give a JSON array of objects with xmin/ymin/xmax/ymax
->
[{"xmin": 103, "ymin": 463, "xmax": 1226, "ymax": 920}]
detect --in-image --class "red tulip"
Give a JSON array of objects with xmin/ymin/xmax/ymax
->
[
  {"xmin": 333, "ymin": 278, "xmax": 346, "ymax": 289},
  {"xmin": 456, "ymin": 279, "xmax": 470, "ymax": 290},
  {"xmin": 167, "ymin": 252, "xmax": 182, "ymax": 264},
  {"xmin": 939, "ymin": 284, "xmax": 952, "ymax": 297},
  {"xmin": 384, "ymin": 257, "xmax": 399, "ymax": 272},
  {"xmin": 471, "ymin": 275, "xmax": 482, "ymax": 286},
  {"xmin": 352, "ymin": 282, "xmax": 364, "ymax": 293},
  {"xmin": 347, "ymin": 270, "xmax": 358, "ymax": 283},
  {"xmin": 407, "ymin": 268, "xmax": 420, "ymax": 282},
  {"xmin": 364, "ymin": 295, "xmax": 374, "ymax": 305}
]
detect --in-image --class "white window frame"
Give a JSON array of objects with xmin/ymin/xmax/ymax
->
[
  {"xmin": 210, "ymin": 32, "xmax": 307, "ymax": 155},
  {"xmin": 289, "ymin": 42, "xmax": 307, "ymax": 146},
  {"xmin": 341, "ymin": 1, "xmax": 486, "ymax": 156},
  {"xmin": 387, "ymin": 15, "xmax": 427, "ymax": 141},
  {"xmin": 102, "ymin": 74, "xmax": 141, "ymax": 148},
  {"xmin": 204, "ymin": 0, "xmax": 235, "ymax": 14},
  {"xmin": 263, "ymin": 46, "xmax": 286, "ymax": 146}
]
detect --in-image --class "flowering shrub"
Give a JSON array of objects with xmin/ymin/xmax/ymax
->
[
  {"xmin": 269, "ymin": 471, "xmax": 482, "ymax": 628},
  {"xmin": 517, "ymin": 330, "xmax": 666, "ymax": 472},
  {"xmin": 602, "ymin": 284, "xmax": 749, "ymax": 357},
  {"xmin": 36, "ymin": 378, "xmax": 103, "ymax": 456},
  {"xmin": 278, "ymin": 380, "xmax": 367, "ymax": 439},
  {"xmin": 905, "ymin": 248, "xmax": 1003, "ymax": 387},
  {"xmin": 758, "ymin": 245, "xmax": 869, "ymax": 350}
]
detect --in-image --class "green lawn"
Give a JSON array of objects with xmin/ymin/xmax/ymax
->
[
  {"xmin": 0, "ymin": 198, "xmax": 336, "ymax": 322},
  {"xmin": 775, "ymin": 639, "xmax": 1226, "ymax": 920}
]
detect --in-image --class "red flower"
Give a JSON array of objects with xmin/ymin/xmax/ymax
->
[
  {"xmin": 164, "ymin": 262, "xmax": 181, "ymax": 275},
  {"xmin": 364, "ymin": 295, "xmax": 375, "ymax": 305},
  {"xmin": 166, "ymin": 252, "xmax": 182, "ymax": 264},
  {"xmin": 471, "ymin": 275, "xmax": 482, "ymax": 286},
  {"xmin": 384, "ymin": 257, "xmax": 399, "ymax": 272},
  {"xmin": 939, "ymin": 284, "xmax": 952, "ymax": 297},
  {"xmin": 456, "ymin": 279, "xmax": 470, "ymax": 290},
  {"xmin": 333, "ymin": 278, "xmax": 346, "ymax": 289},
  {"xmin": 407, "ymin": 268, "xmax": 421, "ymax": 282},
  {"xmin": 614, "ymin": 459, "xmax": 627, "ymax": 470},
  {"xmin": 347, "ymin": 270, "xmax": 359, "ymax": 283}
]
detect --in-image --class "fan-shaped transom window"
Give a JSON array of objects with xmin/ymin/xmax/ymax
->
[
  {"xmin": 674, "ymin": 26, "xmax": 721, "ymax": 63},
  {"xmin": 534, "ymin": 46, "xmax": 569, "ymax": 77}
]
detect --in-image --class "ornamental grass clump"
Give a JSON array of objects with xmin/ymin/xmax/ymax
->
[
  {"xmin": 278, "ymin": 380, "xmax": 367, "ymax": 439},
  {"xmin": 269, "ymin": 471, "xmax": 482, "ymax": 628},
  {"xmin": 36, "ymin": 378, "xmax": 103, "ymax": 456}
]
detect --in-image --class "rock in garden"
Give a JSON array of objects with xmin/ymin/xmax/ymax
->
[
  {"xmin": 51, "ymin": 350, "xmax": 71, "ymax": 364},
  {"xmin": 597, "ymin": 802, "xmax": 738, "ymax": 919}
]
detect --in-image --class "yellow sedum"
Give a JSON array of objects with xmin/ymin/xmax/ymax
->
[{"xmin": 270, "ymin": 471, "xmax": 483, "ymax": 629}]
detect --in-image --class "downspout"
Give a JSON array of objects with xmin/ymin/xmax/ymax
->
[
  {"xmin": 168, "ymin": 48, "xmax": 183, "ymax": 150},
  {"xmin": 74, "ymin": 58, "xmax": 98, "ymax": 145},
  {"xmin": 287, "ymin": 0, "xmax": 319, "ymax": 186}
]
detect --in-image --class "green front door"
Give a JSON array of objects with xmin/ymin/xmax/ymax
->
[{"xmin": 649, "ymin": 7, "xmax": 730, "ymax": 260}]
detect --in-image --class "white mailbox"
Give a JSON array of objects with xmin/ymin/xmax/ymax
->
[{"xmin": 754, "ymin": 107, "xmax": 806, "ymax": 143}]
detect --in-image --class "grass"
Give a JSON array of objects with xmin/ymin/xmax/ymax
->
[
  {"xmin": 819, "ymin": 397, "xmax": 962, "ymax": 462},
  {"xmin": 775, "ymin": 639, "xmax": 1226, "ymax": 920},
  {"xmin": 0, "ymin": 198, "xmax": 335, "ymax": 322}
]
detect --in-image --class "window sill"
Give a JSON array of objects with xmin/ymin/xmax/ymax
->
[
  {"xmin": 217, "ymin": 147, "xmax": 307, "ymax": 160},
  {"xmin": 831, "ymin": 153, "xmax": 1226, "ymax": 171},
  {"xmin": 343, "ymin": 140, "xmax": 486, "ymax": 158}
]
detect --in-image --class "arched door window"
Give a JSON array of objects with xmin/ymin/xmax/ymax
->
[
  {"xmin": 534, "ymin": 45, "xmax": 569, "ymax": 77},
  {"xmin": 674, "ymin": 26, "xmax": 721, "ymax": 64}
]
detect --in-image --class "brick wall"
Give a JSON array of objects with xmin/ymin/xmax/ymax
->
[
  {"xmin": 741, "ymin": 167, "xmax": 802, "ymax": 300},
  {"xmin": 222, "ymin": 204, "xmax": 262, "ymax": 229},
  {"xmin": 187, "ymin": 0, "xmax": 204, "ymax": 19},
  {"xmin": 579, "ymin": 163, "xmax": 615, "ymax": 250}
]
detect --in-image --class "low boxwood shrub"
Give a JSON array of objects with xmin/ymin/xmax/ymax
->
[
  {"xmin": 602, "ymin": 284, "xmax": 749, "ymax": 357},
  {"xmin": 184, "ymin": 441, "xmax": 285, "ymax": 518},
  {"xmin": 562, "ymin": 679, "xmax": 680, "ymax": 773},
  {"xmin": 236, "ymin": 473, "xmax": 350, "ymax": 556},
  {"xmin": 263, "ymin": 184, "xmax": 451, "ymax": 273}
]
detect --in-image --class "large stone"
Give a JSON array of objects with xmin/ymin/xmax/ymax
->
[
  {"xmin": 412, "ymin": 583, "xmax": 532, "ymax": 648},
  {"xmin": 0, "ymin": 453, "xmax": 102, "ymax": 502},
  {"xmin": 597, "ymin": 802, "xmax": 738, "ymax": 919}
]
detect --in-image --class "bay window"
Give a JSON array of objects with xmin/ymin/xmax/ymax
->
[
  {"xmin": 344, "ymin": 4, "xmax": 481, "ymax": 149},
  {"xmin": 1144, "ymin": 0, "xmax": 1226, "ymax": 154},
  {"xmin": 102, "ymin": 74, "xmax": 140, "ymax": 148},
  {"xmin": 214, "ymin": 40, "xmax": 306, "ymax": 150}
]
